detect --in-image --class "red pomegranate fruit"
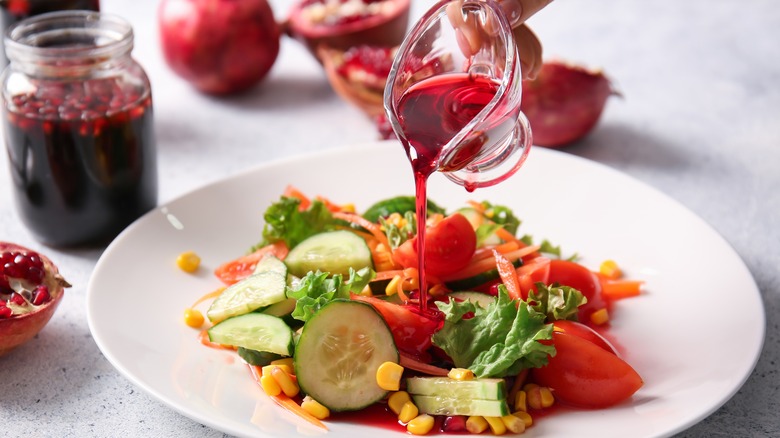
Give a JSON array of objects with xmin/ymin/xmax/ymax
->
[
  {"xmin": 158, "ymin": 0, "xmax": 281, "ymax": 95},
  {"xmin": 285, "ymin": 0, "xmax": 411, "ymax": 58},
  {"xmin": 521, "ymin": 60, "xmax": 618, "ymax": 148},
  {"xmin": 0, "ymin": 242, "xmax": 70, "ymax": 356}
]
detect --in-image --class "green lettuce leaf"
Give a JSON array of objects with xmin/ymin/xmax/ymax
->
[
  {"xmin": 260, "ymin": 196, "xmax": 342, "ymax": 249},
  {"xmin": 432, "ymin": 287, "xmax": 555, "ymax": 378},
  {"xmin": 529, "ymin": 283, "xmax": 587, "ymax": 321},
  {"xmin": 380, "ymin": 211, "xmax": 416, "ymax": 249},
  {"xmin": 286, "ymin": 267, "xmax": 374, "ymax": 322}
]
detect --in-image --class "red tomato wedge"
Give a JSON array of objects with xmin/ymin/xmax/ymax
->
[
  {"xmin": 516, "ymin": 256, "xmax": 551, "ymax": 299},
  {"xmin": 547, "ymin": 259, "xmax": 607, "ymax": 323},
  {"xmin": 532, "ymin": 331, "xmax": 642, "ymax": 408},
  {"xmin": 214, "ymin": 242, "xmax": 288, "ymax": 285},
  {"xmin": 553, "ymin": 320, "xmax": 617, "ymax": 355},
  {"xmin": 393, "ymin": 213, "xmax": 477, "ymax": 277},
  {"xmin": 351, "ymin": 294, "xmax": 441, "ymax": 360}
]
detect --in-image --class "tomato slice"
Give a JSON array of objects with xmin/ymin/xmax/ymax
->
[
  {"xmin": 351, "ymin": 294, "xmax": 442, "ymax": 360},
  {"xmin": 393, "ymin": 213, "xmax": 477, "ymax": 277},
  {"xmin": 552, "ymin": 320, "xmax": 617, "ymax": 355},
  {"xmin": 516, "ymin": 256, "xmax": 551, "ymax": 299},
  {"xmin": 531, "ymin": 331, "xmax": 643, "ymax": 408},
  {"xmin": 547, "ymin": 259, "xmax": 607, "ymax": 324},
  {"xmin": 214, "ymin": 242, "xmax": 288, "ymax": 285}
]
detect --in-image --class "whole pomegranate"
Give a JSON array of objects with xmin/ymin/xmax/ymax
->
[
  {"xmin": 158, "ymin": 0, "xmax": 281, "ymax": 95},
  {"xmin": 521, "ymin": 60, "xmax": 618, "ymax": 148},
  {"xmin": 0, "ymin": 242, "xmax": 70, "ymax": 356}
]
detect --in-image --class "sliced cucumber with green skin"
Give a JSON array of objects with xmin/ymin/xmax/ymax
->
[
  {"xmin": 457, "ymin": 207, "xmax": 501, "ymax": 245},
  {"xmin": 444, "ymin": 258, "xmax": 522, "ymax": 291},
  {"xmin": 237, "ymin": 347, "xmax": 283, "ymax": 366},
  {"xmin": 412, "ymin": 394, "xmax": 509, "ymax": 417},
  {"xmin": 448, "ymin": 291, "xmax": 497, "ymax": 308},
  {"xmin": 207, "ymin": 271, "xmax": 287, "ymax": 323},
  {"xmin": 285, "ymin": 230, "xmax": 373, "ymax": 277},
  {"xmin": 294, "ymin": 300, "xmax": 398, "ymax": 412},
  {"xmin": 208, "ymin": 313, "xmax": 293, "ymax": 356},
  {"xmin": 261, "ymin": 297, "xmax": 296, "ymax": 317},
  {"xmin": 406, "ymin": 376, "xmax": 506, "ymax": 400},
  {"xmin": 253, "ymin": 254, "xmax": 287, "ymax": 277}
]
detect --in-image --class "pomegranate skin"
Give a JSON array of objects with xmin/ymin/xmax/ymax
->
[
  {"xmin": 158, "ymin": 0, "xmax": 281, "ymax": 95},
  {"xmin": 0, "ymin": 242, "xmax": 69, "ymax": 357},
  {"xmin": 521, "ymin": 60, "xmax": 616, "ymax": 148}
]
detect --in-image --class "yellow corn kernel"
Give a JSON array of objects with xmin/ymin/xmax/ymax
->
[
  {"xmin": 388, "ymin": 391, "xmax": 411, "ymax": 415},
  {"xmin": 527, "ymin": 386, "xmax": 554, "ymax": 410},
  {"xmin": 599, "ymin": 259, "xmax": 622, "ymax": 279},
  {"xmin": 262, "ymin": 364, "xmax": 293, "ymax": 376},
  {"xmin": 512, "ymin": 410, "xmax": 533, "ymax": 428},
  {"xmin": 270, "ymin": 358, "xmax": 295, "ymax": 370},
  {"xmin": 428, "ymin": 283, "xmax": 449, "ymax": 297},
  {"xmin": 376, "ymin": 361, "xmax": 404, "ymax": 391},
  {"xmin": 448, "ymin": 368, "xmax": 475, "ymax": 381},
  {"xmin": 590, "ymin": 308, "xmax": 610, "ymax": 326},
  {"xmin": 500, "ymin": 414, "xmax": 526, "ymax": 434},
  {"xmin": 522, "ymin": 383, "xmax": 538, "ymax": 391},
  {"xmin": 183, "ymin": 308, "xmax": 204, "ymax": 328},
  {"xmin": 301, "ymin": 396, "xmax": 330, "ymax": 420},
  {"xmin": 271, "ymin": 366, "xmax": 299, "ymax": 397},
  {"xmin": 176, "ymin": 251, "xmax": 201, "ymax": 273},
  {"xmin": 513, "ymin": 390, "xmax": 527, "ymax": 412},
  {"xmin": 484, "ymin": 416, "xmax": 507, "ymax": 435},
  {"xmin": 398, "ymin": 401, "xmax": 419, "ymax": 424},
  {"xmin": 466, "ymin": 416, "xmax": 488, "ymax": 434},
  {"xmin": 259, "ymin": 374, "xmax": 282, "ymax": 396},
  {"xmin": 340, "ymin": 203, "xmax": 356, "ymax": 213},
  {"xmin": 407, "ymin": 414, "xmax": 435, "ymax": 435},
  {"xmin": 385, "ymin": 275, "xmax": 402, "ymax": 296}
]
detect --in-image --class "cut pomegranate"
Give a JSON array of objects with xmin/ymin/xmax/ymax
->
[
  {"xmin": 0, "ymin": 242, "xmax": 70, "ymax": 356},
  {"xmin": 285, "ymin": 0, "xmax": 410, "ymax": 57},
  {"xmin": 158, "ymin": 0, "xmax": 281, "ymax": 95},
  {"xmin": 521, "ymin": 60, "xmax": 618, "ymax": 148}
]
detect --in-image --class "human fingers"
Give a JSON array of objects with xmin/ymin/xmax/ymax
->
[
  {"xmin": 499, "ymin": 0, "xmax": 554, "ymax": 27},
  {"xmin": 513, "ymin": 23, "xmax": 543, "ymax": 79}
]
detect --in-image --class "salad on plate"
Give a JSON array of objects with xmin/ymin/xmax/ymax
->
[{"xmin": 180, "ymin": 186, "xmax": 644, "ymax": 435}]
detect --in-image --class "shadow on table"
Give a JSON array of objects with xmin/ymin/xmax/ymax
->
[{"xmin": 202, "ymin": 74, "xmax": 335, "ymax": 112}]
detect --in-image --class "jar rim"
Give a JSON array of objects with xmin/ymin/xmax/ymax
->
[{"xmin": 4, "ymin": 11, "xmax": 134, "ymax": 63}]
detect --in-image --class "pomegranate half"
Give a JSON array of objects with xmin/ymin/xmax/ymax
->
[
  {"xmin": 158, "ymin": 0, "xmax": 281, "ymax": 95},
  {"xmin": 0, "ymin": 242, "xmax": 70, "ymax": 356},
  {"xmin": 521, "ymin": 60, "xmax": 617, "ymax": 148},
  {"xmin": 285, "ymin": 0, "xmax": 411, "ymax": 58}
]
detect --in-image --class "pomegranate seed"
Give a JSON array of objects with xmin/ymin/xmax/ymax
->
[
  {"xmin": 0, "ymin": 250, "xmax": 45, "ymax": 294},
  {"xmin": 32, "ymin": 285, "xmax": 51, "ymax": 305},
  {"xmin": 10, "ymin": 293, "xmax": 26, "ymax": 306},
  {"xmin": 0, "ymin": 306, "xmax": 12, "ymax": 319}
]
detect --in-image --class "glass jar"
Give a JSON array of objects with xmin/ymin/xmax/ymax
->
[
  {"xmin": 1, "ymin": 11, "xmax": 158, "ymax": 247},
  {"xmin": 0, "ymin": 0, "xmax": 100, "ymax": 66}
]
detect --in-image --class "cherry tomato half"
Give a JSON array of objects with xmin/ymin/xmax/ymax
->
[
  {"xmin": 351, "ymin": 294, "xmax": 442, "ymax": 360},
  {"xmin": 532, "ymin": 331, "xmax": 643, "ymax": 408},
  {"xmin": 553, "ymin": 320, "xmax": 617, "ymax": 355},
  {"xmin": 547, "ymin": 259, "xmax": 607, "ymax": 323},
  {"xmin": 393, "ymin": 213, "xmax": 477, "ymax": 277}
]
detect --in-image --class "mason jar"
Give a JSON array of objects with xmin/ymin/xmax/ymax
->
[{"xmin": 1, "ymin": 11, "xmax": 158, "ymax": 247}]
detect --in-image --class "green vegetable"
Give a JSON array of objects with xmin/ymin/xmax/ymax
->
[
  {"xmin": 206, "ymin": 271, "xmax": 287, "ymax": 323},
  {"xmin": 379, "ymin": 211, "xmax": 416, "ymax": 249},
  {"xmin": 530, "ymin": 283, "xmax": 587, "ymax": 321},
  {"xmin": 432, "ymin": 287, "xmax": 555, "ymax": 378},
  {"xmin": 259, "ymin": 196, "xmax": 343, "ymax": 249},
  {"xmin": 362, "ymin": 195, "xmax": 445, "ymax": 222},
  {"xmin": 284, "ymin": 230, "xmax": 373, "ymax": 277},
  {"xmin": 237, "ymin": 347, "xmax": 283, "ymax": 366},
  {"xmin": 475, "ymin": 201, "xmax": 521, "ymax": 235},
  {"xmin": 411, "ymin": 395, "xmax": 509, "ymax": 417},
  {"xmin": 406, "ymin": 376, "xmax": 506, "ymax": 400},
  {"xmin": 207, "ymin": 313, "xmax": 293, "ymax": 356},
  {"xmin": 286, "ymin": 267, "xmax": 374, "ymax": 322}
]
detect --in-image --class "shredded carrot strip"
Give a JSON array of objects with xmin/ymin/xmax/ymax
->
[
  {"xmin": 508, "ymin": 369, "xmax": 530, "ymax": 402},
  {"xmin": 283, "ymin": 185, "xmax": 311, "ymax": 211},
  {"xmin": 191, "ymin": 287, "xmax": 225, "ymax": 308},
  {"xmin": 467, "ymin": 200, "xmax": 486, "ymax": 213},
  {"xmin": 601, "ymin": 280, "xmax": 644, "ymax": 300},
  {"xmin": 441, "ymin": 245, "xmax": 540, "ymax": 282},
  {"xmin": 374, "ymin": 269, "xmax": 405, "ymax": 281},
  {"xmin": 495, "ymin": 226, "xmax": 520, "ymax": 243},
  {"xmin": 473, "ymin": 240, "xmax": 520, "ymax": 260},
  {"xmin": 494, "ymin": 250, "xmax": 521, "ymax": 299},
  {"xmin": 248, "ymin": 365, "xmax": 328, "ymax": 430},
  {"xmin": 399, "ymin": 353, "xmax": 449, "ymax": 376},
  {"xmin": 198, "ymin": 330, "xmax": 234, "ymax": 350},
  {"xmin": 332, "ymin": 211, "xmax": 390, "ymax": 249}
]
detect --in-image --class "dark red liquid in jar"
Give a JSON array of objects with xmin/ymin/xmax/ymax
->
[
  {"xmin": 0, "ymin": 0, "xmax": 100, "ymax": 65},
  {"xmin": 2, "ymin": 78, "xmax": 158, "ymax": 247},
  {"xmin": 396, "ymin": 73, "xmax": 499, "ymax": 309}
]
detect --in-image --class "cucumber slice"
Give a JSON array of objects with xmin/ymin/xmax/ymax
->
[
  {"xmin": 448, "ymin": 291, "xmax": 497, "ymax": 308},
  {"xmin": 412, "ymin": 394, "xmax": 509, "ymax": 417},
  {"xmin": 261, "ymin": 298, "xmax": 296, "ymax": 317},
  {"xmin": 208, "ymin": 313, "xmax": 293, "ymax": 356},
  {"xmin": 237, "ymin": 347, "xmax": 283, "ymax": 366},
  {"xmin": 253, "ymin": 254, "xmax": 288, "ymax": 277},
  {"xmin": 294, "ymin": 300, "xmax": 398, "ymax": 412},
  {"xmin": 406, "ymin": 376, "xmax": 506, "ymax": 400},
  {"xmin": 456, "ymin": 207, "xmax": 501, "ymax": 245},
  {"xmin": 444, "ymin": 258, "xmax": 522, "ymax": 291},
  {"xmin": 285, "ymin": 230, "xmax": 373, "ymax": 277},
  {"xmin": 207, "ymin": 271, "xmax": 287, "ymax": 323}
]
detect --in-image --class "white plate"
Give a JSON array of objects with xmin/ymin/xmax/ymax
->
[{"xmin": 87, "ymin": 141, "xmax": 764, "ymax": 438}]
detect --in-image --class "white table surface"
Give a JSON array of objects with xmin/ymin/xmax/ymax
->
[{"xmin": 1, "ymin": 0, "xmax": 778, "ymax": 437}]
